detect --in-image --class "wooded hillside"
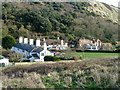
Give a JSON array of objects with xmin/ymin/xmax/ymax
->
[{"xmin": 2, "ymin": 2, "xmax": 119, "ymax": 44}]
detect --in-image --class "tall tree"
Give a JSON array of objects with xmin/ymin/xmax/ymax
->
[{"xmin": 2, "ymin": 35, "xmax": 16, "ymax": 49}]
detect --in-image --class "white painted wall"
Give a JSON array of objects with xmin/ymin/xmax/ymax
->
[
  {"xmin": 29, "ymin": 39, "xmax": 34, "ymax": 45},
  {"xmin": 24, "ymin": 38, "xmax": 28, "ymax": 44},
  {"xmin": 40, "ymin": 49, "xmax": 54, "ymax": 61},
  {"xmin": 19, "ymin": 36, "xmax": 23, "ymax": 43},
  {"xmin": 36, "ymin": 39, "xmax": 40, "ymax": 47},
  {"xmin": 0, "ymin": 58, "xmax": 9, "ymax": 66},
  {"xmin": 61, "ymin": 40, "xmax": 63, "ymax": 46}
]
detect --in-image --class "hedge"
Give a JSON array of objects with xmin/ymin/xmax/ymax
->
[
  {"xmin": 22, "ymin": 59, "xmax": 30, "ymax": 62},
  {"xmin": 44, "ymin": 56, "xmax": 60, "ymax": 61},
  {"xmin": 76, "ymin": 49, "xmax": 120, "ymax": 53}
]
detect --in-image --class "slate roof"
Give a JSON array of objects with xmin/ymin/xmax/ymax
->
[
  {"xmin": 32, "ymin": 54, "xmax": 40, "ymax": 59},
  {"xmin": 13, "ymin": 43, "xmax": 43, "ymax": 53}
]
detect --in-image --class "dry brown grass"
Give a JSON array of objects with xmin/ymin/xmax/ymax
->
[{"xmin": 2, "ymin": 57, "xmax": 120, "ymax": 88}]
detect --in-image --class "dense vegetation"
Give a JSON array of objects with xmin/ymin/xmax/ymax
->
[
  {"xmin": 2, "ymin": 57, "xmax": 120, "ymax": 88},
  {"xmin": 2, "ymin": 35, "xmax": 16, "ymax": 49},
  {"xmin": 44, "ymin": 56, "xmax": 60, "ymax": 61},
  {"xmin": 2, "ymin": 2, "xmax": 118, "ymax": 44}
]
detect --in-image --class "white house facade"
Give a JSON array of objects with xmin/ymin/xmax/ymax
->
[
  {"xmin": 0, "ymin": 55, "xmax": 9, "ymax": 66},
  {"xmin": 42, "ymin": 38, "xmax": 68, "ymax": 50}
]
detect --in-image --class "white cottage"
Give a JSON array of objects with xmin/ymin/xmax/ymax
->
[
  {"xmin": 12, "ymin": 36, "xmax": 54, "ymax": 62},
  {"xmin": 0, "ymin": 55, "xmax": 9, "ymax": 66},
  {"xmin": 41, "ymin": 37, "xmax": 68, "ymax": 50}
]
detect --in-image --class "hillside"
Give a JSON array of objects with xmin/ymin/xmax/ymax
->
[
  {"xmin": 87, "ymin": 1, "xmax": 118, "ymax": 23},
  {"xmin": 2, "ymin": 2, "xmax": 119, "ymax": 44}
]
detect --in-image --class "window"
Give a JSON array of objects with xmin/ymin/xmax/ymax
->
[
  {"xmin": 0, "ymin": 56, "xmax": 4, "ymax": 59},
  {"xmin": 41, "ymin": 53, "xmax": 44, "ymax": 56}
]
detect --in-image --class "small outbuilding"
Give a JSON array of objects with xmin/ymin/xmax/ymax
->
[{"xmin": 0, "ymin": 55, "xmax": 9, "ymax": 67}]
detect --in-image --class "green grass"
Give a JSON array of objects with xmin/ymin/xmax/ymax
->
[{"xmin": 76, "ymin": 52, "xmax": 119, "ymax": 59}]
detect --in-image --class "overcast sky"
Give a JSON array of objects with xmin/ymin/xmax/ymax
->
[{"xmin": 96, "ymin": 0, "xmax": 120, "ymax": 7}]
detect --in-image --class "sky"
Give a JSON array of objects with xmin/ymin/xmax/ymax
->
[{"xmin": 96, "ymin": 0, "xmax": 120, "ymax": 7}]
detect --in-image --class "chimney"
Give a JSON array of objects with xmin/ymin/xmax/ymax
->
[
  {"xmin": 91, "ymin": 41, "xmax": 93, "ymax": 44},
  {"xmin": 19, "ymin": 36, "xmax": 23, "ymax": 43},
  {"xmin": 43, "ymin": 38, "xmax": 45, "ymax": 41},
  {"xmin": 57, "ymin": 37, "xmax": 59, "ymax": 40},
  {"xmin": 36, "ymin": 38, "xmax": 40, "ymax": 47},
  {"xmin": 44, "ymin": 42, "xmax": 47, "ymax": 50},
  {"xmin": 65, "ymin": 43, "xmax": 68, "ymax": 47},
  {"xmin": 24, "ymin": 38, "xmax": 28, "ymax": 44},
  {"xmin": 61, "ymin": 40, "xmax": 64, "ymax": 46},
  {"xmin": 29, "ymin": 39, "xmax": 34, "ymax": 45}
]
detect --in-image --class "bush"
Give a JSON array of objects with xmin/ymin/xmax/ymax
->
[
  {"xmin": 79, "ymin": 55, "xmax": 83, "ymax": 60},
  {"xmin": 44, "ymin": 56, "xmax": 60, "ymax": 61},
  {"xmin": 2, "ymin": 35, "xmax": 16, "ymax": 49},
  {"xmin": 76, "ymin": 50, "xmax": 118, "ymax": 53},
  {"xmin": 73, "ymin": 56, "xmax": 78, "ymax": 61},
  {"xmin": 10, "ymin": 59, "xmax": 21, "ymax": 62},
  {"xmin": 22, "ymin": 59, "xmax": 30, "ymax": 62},
  {"xmin": 2, "ymin": 50, "xmax": 25, "ymax": 61},
  {"xmin": 58, "ymin": 57, "xmax": 74, "ymax": 60}
]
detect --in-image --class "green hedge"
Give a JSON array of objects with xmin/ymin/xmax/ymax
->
[
  {"xmin": 76, "ymin": 49, "xmax": 120, "ymax": 53},
  {"xmin": 22, "ymin": 59, "xmax": 30, "ymax": 62},
  {"xmin": 58, "ymin": 57, "xmax": 74, "ymax": 60},
  {"xmin": 9, "ymin": 59, "xmax": 21, "ymax": 62},
  {"xmin": 44, "ymin": 56, "xmax": 60, "ymax": 61},
  {"xmin": 10, "ymin": 59, "xmax": 30, "ymax": 62}
]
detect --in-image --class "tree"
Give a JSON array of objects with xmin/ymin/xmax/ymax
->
[
  {"xmin": 16, "ymin": 22, "xmax": 22, "ymax": 29},
  {"xmin": 2, "ymin": 35, "xmax": 16, "ymax": 49}
]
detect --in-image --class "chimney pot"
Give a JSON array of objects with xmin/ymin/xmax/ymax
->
[
  {"xmin": 44, "ymin": 42, "xmax": 47, "ymax": 50},
  {"xmin": 57, "ymin": 37, "xmax": 59, "ymax": 40},
  {"xmin": 19, "ymin": 36, "xmax": 23, "ymax": 43},
  {"xmin": 61, "ymin": 40, "xmax": 64, "ymax": 46},
  {"xmin": 29, "ymin": 39, "xmax": 34, "ymax": 45},
  {"xmin": 24, "ymin": 38, "xmax": 28, "ymax": 44},
  {"xmin": 36, "ymin": 38, "xmax": 40, "ymax": 46},
  {"xmin": 37, "ymin": 38, "xmax": 40, "ymax": 40}
]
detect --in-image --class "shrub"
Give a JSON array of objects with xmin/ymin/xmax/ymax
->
[
  {"xmin": 44, "ymin": 56, "xmax": 60, "ymax": 61},
  {"xmin": 79, "ymin": 55, "xmax": 83, "ymax": 60},
  {"xmin": 22, "ymin": 59, "xmax": 30, "ymax": 62},
  {"xmin": 73, "ymin": 56, "xmax": 78, "ymax": 61},
  {"xmin": 2, "ymin": 50, "xmax": 25, "ymax": 61},
  {"xmin": 10, "ymin": 59, "xmax": 21, "ymax": 62},
  {"xmin": 2, "ymin": 58, "xmax": 119, "ymax": 88},
  {"xmin": 58, "ymin": 57, "xmax": 74, "ymax": 60},
  {"xmin": 2, "ymin": 35, "xmax": 16, "ymax": 49}
]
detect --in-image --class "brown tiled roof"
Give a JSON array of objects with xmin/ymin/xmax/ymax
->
[
  {"xmin": 41, "ymin": 39, "xmax": 65, "ymax": 45},
  {"xmin": 102, "ymin": 43, "xmax": 112, "ymax": 47},
  {"xmin": 79, "ymin": 39, "xmax": 91, "ymax": 41},
  {"xmin": 116, "ymin": 41, "xmax": 120, "ymax": 45}
]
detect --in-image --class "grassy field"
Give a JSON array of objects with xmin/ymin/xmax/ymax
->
[
  {"xmin": 64, "ymin": 51, "xmax": 119, "ymax": 60},
  {"xmin": 76, "ymin": 52, "xmax": 119, "ymax": 59}
]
